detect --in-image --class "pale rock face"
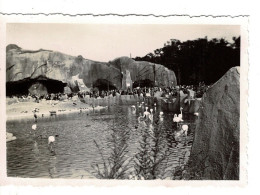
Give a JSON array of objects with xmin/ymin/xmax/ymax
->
[
  {"xmin": 6, "ymin": 46, "xmax": 177, "ymax": 92},
  {"xmin": 189, "ymin": 67, "xmax": 240, "ymax": 180}
]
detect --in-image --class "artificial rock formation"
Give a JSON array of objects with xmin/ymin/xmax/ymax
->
[
  {"xmin": 189, "ymin": 67, "xmax": 240, "ymax": 180},
  {"xmin": 6, "ymin": 45, "xmax": 177, "ymax": 95}
]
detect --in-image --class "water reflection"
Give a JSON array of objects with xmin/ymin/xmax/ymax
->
[
  {"xmin": 7, "ymin": 105, "xmax": 196, "ymax": 179},
  {"xmin": 32, "ymin": 141, "xmax": 40, "ymax": 162},
  {"xmin": 48, "ymin": 155, "xmax": 57, "ymax": 178}
]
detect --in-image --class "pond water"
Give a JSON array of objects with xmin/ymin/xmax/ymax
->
[{"xmin": 6, "ymin": 105, "xmax": 197, "ymax": 179}]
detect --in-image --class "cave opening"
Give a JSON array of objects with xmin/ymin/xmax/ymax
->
[
  {"xmin": 6, "ymin": 76, "xmax": 67, "ymax": 97},
  {"xmin": 93, "ymin": 79, "xmax": 117, "ymax": 91},
  {"xmin": 133, "ymin": 79, "xmax": 154, "ymax": 88}
]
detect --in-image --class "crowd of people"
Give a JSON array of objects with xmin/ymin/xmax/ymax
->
[
  {"xmin": 7, "ymin": 82, "xmax": 210, "ymax": 103},
  {"xmin": 76, "ymin": 81, "xmax": 209, "ymax": 100}
]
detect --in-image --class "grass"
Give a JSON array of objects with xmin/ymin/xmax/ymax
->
[
  {"xmin": 91, "ymin": 107, "xmax": 132, "ymax": 179},
  {"xmin": 92, "ymin": 106, "xmax": 196, "ymax": 180},
  {"xmin": 133, "ymin": 116, "xmax": 176, "ymax": 180}
]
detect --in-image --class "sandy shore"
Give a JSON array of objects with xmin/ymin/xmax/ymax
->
[{"xmin": 6, "ymin": 98, "xmax": 105, "ymax": 121}]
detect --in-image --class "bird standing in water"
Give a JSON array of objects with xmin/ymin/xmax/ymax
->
[
  {"xmin": 178, "ymin": 107, "xmax": 183, "ymax": 120},
  {"xmin": 174, "ymin": 124, "xmax": 189, "ymax": 140},
  {"xmin": 143, "ymin": 107, "xmax": 150, "ymax": 119},
  {"xmin": 48, "ymin": 136, "xmax": 56, "ymax": 153},
  {"xmin": 181, "ymin": 124, "xmax": 189, "ymax": 136},
  {"xmin": 31, "ymin": 124, "xmax": 37, "ymax": 136},
  {"xmin": 173, "ymin": 114, "xmax": 183, "ymax": 127},
  {"xmin": 131, "ymin": 105, "xmax": 136, "ymax": 114},
  {"xmin": 159, "ymin": 111, "xmax": 164, "ymax": 121},
  {"xmin": 149, "ymin": 108, "xmax": 153, "ymax": 122},
  {"xmin": 154, "ymin": 103, "xmax": 157, "ymax": 111}
]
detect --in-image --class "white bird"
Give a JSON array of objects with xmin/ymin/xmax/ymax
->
[
  {"xmin": 138, "ymin": 102, "xmax": 142, "ymax": 108},
  {"xmin": 48, "ymin": 136, "xmax": 56, "ymax": 152},
  {"xmin": 159, "ymin": 111, "xmax": 164, "ymax": 121},
  {"xmin": 181, "ymin": 124, "xmax": 189, "ymax": 136},
  {"xmin": 184, "ymin": 99, "xmax": 189, "ymax": 104},
  {"xmin": 173, "ymin": 114, "xmax": 183, "ymax": 127},
  {"xmin": 194, "ymin": 112, "xmax": 199, "ymax": 116},
  {"xmin": 48, "ymin": 136, "xmax": 55, "ymax": 144},
  {"xmin": 178, "ymin": 107, "xmax": 183, "ymax": 119},
  {"xmin": 143, "ymin": 107, "xmax": 150, "ymax": 118},
  {"xmin": 131, "ymin": 105, "xmax": 136, "ymax": 114},
  {"xmin": 174, "ymin": 124, "xmax": 188, "ymax": 140},
  {"xmin": 32, "ymin": 124, "xmax": 37, "ymax": 130},
  {"xmin": 149, "ymin": 109, "xmax": 153, "ymax": 122}
]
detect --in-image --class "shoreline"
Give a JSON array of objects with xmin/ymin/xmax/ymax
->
[{"xmin": 6, "ymin": 99, "xmax": 106, "ymax": 122}]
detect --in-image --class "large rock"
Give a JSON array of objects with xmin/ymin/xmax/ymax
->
[
  {"xmin": 110, "ymin": 57, "xmax": 177, "ymax": 88},
  {"xmin": 189, "ymin": 67, "xmax": 240, "ymax": 180},
  {"xmin": 6, "ymin": 45, "xmax": 177, "ymax": 93}
]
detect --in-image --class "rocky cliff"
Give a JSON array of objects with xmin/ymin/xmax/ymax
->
[
  {"xmin": 6, "ymin": 45, "xmax": 177, "ymax": 95},
  {"xmin": 189, "ymin": 67, "xmax": 240, "ymax": 180}
]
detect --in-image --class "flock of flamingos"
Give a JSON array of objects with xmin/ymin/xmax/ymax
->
[{"xmin": 29, "ymin": 100, "xmax": 198, "ymax": 154}]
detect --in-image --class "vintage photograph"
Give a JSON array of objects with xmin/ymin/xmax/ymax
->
[{"xmin": 5, "ymin": 23, "xmax": 241, "ymax": 180}]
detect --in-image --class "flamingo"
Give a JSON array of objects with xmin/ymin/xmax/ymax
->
[
  {"xmin": 181, "ymin": 124, "xmax": 189, "ymax": 136},
  {"xmin": 174, "ymin": 124, "xmax": 188, "ymax": 140},
  {"xmin": 149, "ymin": 109, "xmax": 153, "ymax": 122},
  {"xmin": 194, "ymin": 112, "xmax": 199, "ymax": 116},
  {"xmin": 178, "ymin": 107, "xmax": 183, "ymax": 120},
  {"xmin": 138, "ymin": 102, "xmax": 142, "ymax": 109},
  {"xmin": 131, "ymin": 105, "xmax": 136, "ymax": 113},
  {"xmin": 184, "ymin": 98, "xmax": 189, "ymax": 104},
  {"xmin": 159, "ymin": 111, "xmax": 164, "ymax": 121},
  {"xmin": 48, "ymin": 136, "xmax": 55, "ymax": 144},
  {"xmin": 48, "ymin": 136, "xmax": 55, "ymax": 152},
  {"xmin": 143, "ymin": 107, "xmax": 150, "ymax": 119},
  {"xmin": 32, "ymin": 124, "xmax": 37, "ymax": 130},
  {"xmin": 31, "ymin": 124, "xmax": 37, "ymax": 136},
  {"xmin": 173, "ymin": 114, "xmax": 183, "ymax": 127},
  {"xmin": 150, "ymin": 108, "xmax": 153, "ymax": 113}
]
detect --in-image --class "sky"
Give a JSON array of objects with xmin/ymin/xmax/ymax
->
[{"xmin": 6, "ymin": 23, "xmax": 240, "ymax": 62}]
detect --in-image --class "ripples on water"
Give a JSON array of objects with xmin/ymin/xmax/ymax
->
[{"xmin": 6, "ymin": 105, "xmax": 197, "ymax": 179}]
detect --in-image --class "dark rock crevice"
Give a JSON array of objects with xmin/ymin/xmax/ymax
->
[
  {"xmin": 6, "ymin": 76, "xmax": 67, "ymax": 96},
  {"xmin": 93, "ymin": 79, "xmax": 117, "ymax": 91}
]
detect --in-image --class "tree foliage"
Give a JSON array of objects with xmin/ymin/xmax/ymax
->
[{"xmin": 134, "ymin": 37, "xmax": 240, "ymax": 85}]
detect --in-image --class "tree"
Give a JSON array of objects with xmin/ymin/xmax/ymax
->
[{"xmin": 134, "ymin": 37, "xmax": 240, "ymax": 85}]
